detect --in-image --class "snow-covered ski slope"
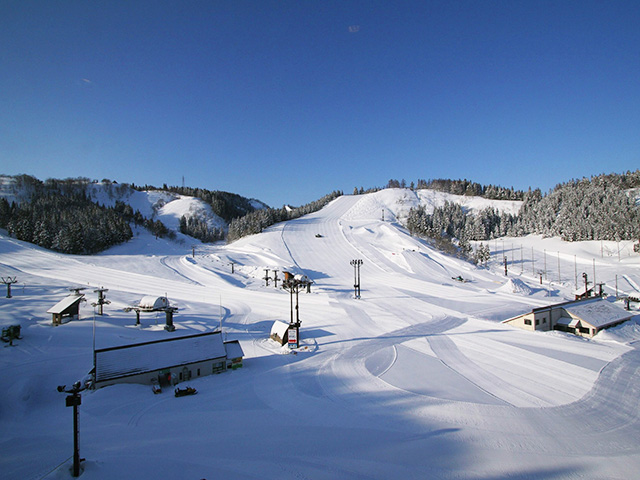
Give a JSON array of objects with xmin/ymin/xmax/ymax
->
[{"xmin": 1, "ymin": 189, "xmax": 640, "ymax": 480}]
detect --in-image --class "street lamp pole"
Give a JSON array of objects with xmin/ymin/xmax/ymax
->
[{"xmin": 57, "ymin": 382, "xmax": 85, "ymax": 477}]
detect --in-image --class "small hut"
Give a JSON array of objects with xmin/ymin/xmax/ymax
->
[
  {"xmin": 270, "ymin": 320, "xmax": 289, "ymax": 346},
  {"xmin": 48, "ymin": 293, "xmax": 86, "ymax": 326}
]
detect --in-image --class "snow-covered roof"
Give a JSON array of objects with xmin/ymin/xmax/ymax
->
[
  {"xmin": 572, "ymin": 286, "xmax": 594, "ymax": 296},
  {"xmin": 556, "ymin": 317, "xmax": 580, "ymax": 328},
  {"xmin": 270, "ymin": 321, "xmax": 289, "ymax": 338},
  {"xmin": 563, "ymin": 299, "xmax": 631, "ymax": 329},
  {"xmin": 138, "ymin": 296, "xmax": 168, "ymax": 310},
  {"xmin": 47, "ymin": 295, "xmax": 84, "ymax": 314},
  {"xmin": 224, "ymin": 340, "xmax": 244, "ymax": 360},
  {"xmin": 95, "ymin": 331, "xmax": 226, "ymax": 382}
]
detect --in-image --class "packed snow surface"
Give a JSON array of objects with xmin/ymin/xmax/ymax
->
[{"xmin": 1, "ymin": 189, "xmax": 640, "ymax": 479}]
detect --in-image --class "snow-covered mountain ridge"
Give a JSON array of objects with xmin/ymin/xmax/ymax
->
[
  {"xmin": 342, "ymin": 187, "xmax": 522, "ymax": 224},
  {"xmin": 0, "ymin": 174, "xmax": 522, "ymax": 245}
]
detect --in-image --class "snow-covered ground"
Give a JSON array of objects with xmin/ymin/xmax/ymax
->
[{"xmin": 1, "ymin": 189, "xmax": 639, "ymax": 479}]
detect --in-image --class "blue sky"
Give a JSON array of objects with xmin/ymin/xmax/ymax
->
[{"xmin": 1, "ymin": 1, "xmax": 639, "ymax": 207}]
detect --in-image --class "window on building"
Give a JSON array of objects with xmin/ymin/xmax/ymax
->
[
  {"xmin": 524, "ymin": 319, "xmax": 532, "ymax": 325},
  {"xmin": 213, "ymin": 361, "xmax": 225, "ymax": 374},
  {"xmin": 197, "ymin": 368, "xmax": 200, "ymax": 376},
  {"xmin": 535, "ymin": 319, "xmax": 540, "ymax": 325},
  {"xmin": 542, "ymin": 317, "xmax": 546, "ymax": 324}
]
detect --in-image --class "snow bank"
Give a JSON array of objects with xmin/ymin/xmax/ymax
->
[
  {"xmin": 498, "ymin": 278, "xmax": 534, "ymax": 295},
  {"xmin": 594, "ymin": 316, "xmax": 640, "ymax": 344}
]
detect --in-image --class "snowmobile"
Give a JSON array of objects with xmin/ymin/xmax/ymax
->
[{"xmin": 174, "ymin": 386, "xmax": 197, "ymax": 397}]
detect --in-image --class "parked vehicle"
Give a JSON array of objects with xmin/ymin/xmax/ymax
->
[{"xmin": 174, "ymin": 386, "xmax": 197, "ymax": 397}]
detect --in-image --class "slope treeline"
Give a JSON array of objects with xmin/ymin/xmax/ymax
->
[
  {"xmin": 179, "ymin": 215, "xmax": 224, "ymax": 243},
  {"xmin": 516, "ymin": 172, "xmax": 640, "ymax": 241},
  {"xmin": 227, "ymin": 191, "xmax": 343, "ymax": 242},
  {"xmin": 0, "ymin": 191, "xmax": 133, "ymax": 254},
  {"xmin": 0, "ymin": 175, "xmax": 174, "ymax": 254},
  {"xmin": 384, "ymin": 178, "xmax": 525, "ymax": 200},
  {"xmin": 406, "ymin": 171, "xmax": 640, "ymax": 254}
]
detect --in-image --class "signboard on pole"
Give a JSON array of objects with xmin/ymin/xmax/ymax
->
[
  {"xmin": 288, "ymin": 325, "xmax": 298, "ymax": 349},
  {"xmin": 66, "ymin": 395, "xmax": 81, "ymax": 407}
]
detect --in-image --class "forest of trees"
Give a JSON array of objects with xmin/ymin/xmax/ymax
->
[
  {"xmin": 405, "ymin": 171, "xmax": 640, "ymax": 262},
  {"xmin": 179, "ymin": 215, "xmax": 224, "ymax": 243},
  {"xmin": 0, "ymin": 192, "xmax": 133, "ymax": 254},
  {"xmin": 0, "ymin": 176, "xmax": 175, "ymax": 254},
  {"xmin": 515, "ymin": 172, "xmax": 640, "ymax": 241},
  {"xmin": 380, "ymin": 178, "xmax": 525, "ymax": 200}
]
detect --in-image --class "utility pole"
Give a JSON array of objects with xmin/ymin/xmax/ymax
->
[
  {"xmin": 229, "ymin": 262, "xmax": 235, "ymax": 274},
  {"xmin": 520, "ymin": 245, "xmax": 523, "ymax": 274},
  {"xmin": 504, "ymin": 256, "xmax": 508, "ymax": 276},
  {"xmin": 350, "ymin": 259, "xmax": 363, "ymax": 298},
  {"xmin": 531, "ymin": 247, "xmax": 535, "ymax": 276},
  {"xmin": 273, "ymin": 270, "xmax": 279, "ymax": 288},
  {"xmin": 263, "ymin": 269, "xmax": 270, "ymax": 287}
]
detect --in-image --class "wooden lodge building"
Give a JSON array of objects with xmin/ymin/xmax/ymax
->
[
  {"xmin": 93, "ymin": 331, "xmax": 243, "ymax": 388},
  {"xmin": 503, "ymin": 297, "xmax": 632, "ymax": 338}
]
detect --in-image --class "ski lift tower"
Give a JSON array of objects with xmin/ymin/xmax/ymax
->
[
  {"xmin": 92, "ymin": 287, "xmax": 110, "ymax": 315},
  {"xmin": 282, "ymin": 273, "xmax": 313, "ymax": 348},
  {"xmin": 1, "ymin": 276, "xmax": 17, "ymax": 298},
  {"xmin": 124, "ymin": 296, "xmax": 178, "ymax": 331}
]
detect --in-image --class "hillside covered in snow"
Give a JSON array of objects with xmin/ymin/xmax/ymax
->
[{"xmin": 1, "ymin": 188, "xmax": 640, "ymax": 479}]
